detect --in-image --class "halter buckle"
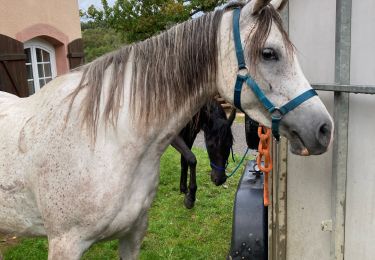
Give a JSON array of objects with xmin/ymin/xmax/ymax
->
[
  {"xmin": 271, "ymin": 107, "xmax": 283, "ymax": 121},
  {"xmin": 237, "ymin": 66, "xmax": 249, "ymax": 76}
]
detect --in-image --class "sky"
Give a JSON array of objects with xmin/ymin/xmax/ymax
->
[{"xmin": 78, "ymin": 0, "xmax": 115, "ymax": 10}]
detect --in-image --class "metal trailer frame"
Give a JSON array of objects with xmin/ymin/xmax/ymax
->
[{"xmin": 270, "ymin": 0, "xmax": 375, "ymax": 259}]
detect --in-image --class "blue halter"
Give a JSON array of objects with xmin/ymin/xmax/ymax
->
[
  {"xmin": 232, "ymin": 8, "xmax": 317, "ymax": 141},
  {"xmin": 210, "ymin": 161, "xmax": 227, "ymax": 172}
]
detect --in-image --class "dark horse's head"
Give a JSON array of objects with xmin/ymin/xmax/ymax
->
[{"xmin": 202, "ymin": 102, "xmax": 235, "ymax": 186}]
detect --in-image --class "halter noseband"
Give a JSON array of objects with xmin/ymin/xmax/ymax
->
[
  {"xmin": 210, "ymin": 161, "xmax": 227, "ymax": 172},
  {"xmin": 209, "ymin": 148, "xmax": 232, "ymax": 173},
  {"xmin": 232, "ymin": 8, "xmax": 317, "ymax": 141}
]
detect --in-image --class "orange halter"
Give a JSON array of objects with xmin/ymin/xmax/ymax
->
[{"xmin": 256, "ymin": 126, "xmax": 273, "ymax": 207}]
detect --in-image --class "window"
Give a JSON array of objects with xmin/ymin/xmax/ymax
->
[{"xmin": 24, "ymin": 39, "xmax": 57, "ymax": 94}]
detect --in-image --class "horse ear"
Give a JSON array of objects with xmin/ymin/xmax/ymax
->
[
  {"xmin": 251, "ymin": 0, "xmax": 272, "ymax": 14},
  {"xmin": 270, "ymin": 0, "xmax": 288, "ymax": 11},
  {"xmin": 227, "ymin": 108, "xmax": 236, "ymax": 126}
]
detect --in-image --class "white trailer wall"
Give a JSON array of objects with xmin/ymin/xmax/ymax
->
[
  {"xmin": 283, "ymin": 0, "xmax": 375, "ymax": 259},
  {"xmin": 346, "ymin": 0, "xmax": 375, "ymax": 259}
]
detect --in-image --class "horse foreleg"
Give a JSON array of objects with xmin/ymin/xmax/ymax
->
[
  {"xmin": 171, "ymin": 137, "xmax": 190, "ymax": 194},
  {"xmin": 119, "ymin": 212, "xmax": 148, "ymax": 260},
  {"xmin": 185, "ymin": 157, "xmax": 197, "ymax": 209},
  {"xmin": 171, "ymin": 136, "xmax": 198, "ymax": 209},
  {"xmin": 48, "ymin": 233, "xmax": 92, "ymax": 260},
  {"xmin": 180, "ymin": 156, "xmax": 189, "ymax": 194},
  {"xmin": 171, "ymin": 136, "xmax": 197, "ymax": 208}
]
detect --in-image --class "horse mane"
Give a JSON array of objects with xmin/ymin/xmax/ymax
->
[
  {"xmin": 203, "ymin": 100, "xmax": 234, "ymax": 146},
  {"xmin": 187, "ymin": 99, "xmax": 234, "ymax": 146},
  {"xmin": 68, "ymin": 1, "xmax": 293, "ymax": 139},
  {"xmin": 211, "ymin": 118, "xmax": 234, "ymax": 147},
  {"xmin": 69, "ymin": 8, "xmax": 225, "ymax": 138}
]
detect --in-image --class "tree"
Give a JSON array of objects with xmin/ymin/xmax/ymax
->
[
  {"xmin": 82, "ymin": 0, "xmax": 226, "ymax": 43},
  {"xmin": 82, "ymin": 28, "xmax": 123, "ymax": 62}
]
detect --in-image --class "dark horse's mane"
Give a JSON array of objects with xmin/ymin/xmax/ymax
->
[
  {"xmin": 190, "ymin": 100, "xmax": 234, "ymax": 146},
  {"xmin": 68, "ymin": 1, "xmax": 292, "ymax": 139}
]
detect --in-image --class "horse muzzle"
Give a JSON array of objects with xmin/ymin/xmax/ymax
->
[
  {"xmin": 210, "ymin": 169, "xmax": 227, "ymax": 186},
  {"xmin": 283, "ymin": 103, "xmax": 334, "ymax": 156}
]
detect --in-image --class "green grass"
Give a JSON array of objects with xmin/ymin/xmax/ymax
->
[{"xmin": 2, "ymin": 147, "xmax": 249, "ymax": 260}]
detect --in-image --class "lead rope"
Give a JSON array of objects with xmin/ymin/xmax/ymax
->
[
  {"xmin": 256, "ymin": 126, "xmax": 273, "ymax": 207},
  {"xmin": 226, "ymin": 147, "xmax": 249, "ymax": 178}
]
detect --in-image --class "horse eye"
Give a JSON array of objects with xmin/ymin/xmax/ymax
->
[{"xmin": 262, "ymin": 48, "xmax": 278, "ymax": 61}]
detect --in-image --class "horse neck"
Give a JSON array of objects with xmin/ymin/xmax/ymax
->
[{"xmin": 117, "ymin": 82, "xmax": 215, "ymax": 156}]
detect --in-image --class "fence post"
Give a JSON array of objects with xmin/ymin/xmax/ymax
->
[{"xmin": 331, "ymin": 0, "xmax": 352, "ymax": 259}]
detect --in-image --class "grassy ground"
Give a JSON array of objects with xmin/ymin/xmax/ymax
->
[{"xmin": 1, "ymin": 147, "xmax": 249, "ymax": 260}]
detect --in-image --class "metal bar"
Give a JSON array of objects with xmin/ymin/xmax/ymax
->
[
  {"xmin": 331, "ymin": 0, "xmax": 352, "ymax": 259},
  {"xmin": 332, "ymin": 92, "xmax": 349, "ymax": 260},
  {"xmin": 313, "ymin": 84, "xmax": 375, "ymax": 94}
]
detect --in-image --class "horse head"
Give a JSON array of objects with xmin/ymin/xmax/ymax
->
[
  {"xmin": 217, "ymin": 0, "xmax": 333, "ymax": 156},
  {"xmin": 203, "ymin": 105, "xmax": 235, "ymax": 186}
]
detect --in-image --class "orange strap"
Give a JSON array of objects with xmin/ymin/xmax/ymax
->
[{"xmin": 257, "ymin": 126, "xmax": 273, "ymax": 207}]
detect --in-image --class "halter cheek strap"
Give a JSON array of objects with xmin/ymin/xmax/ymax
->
[{"xmin": 232, "ymin": 8, "xmax": 317, "ymax": 141}]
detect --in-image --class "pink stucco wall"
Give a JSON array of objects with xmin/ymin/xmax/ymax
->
[{"xmin": 0, "ymin": 0, "xmax": 82, "ymax": 75}]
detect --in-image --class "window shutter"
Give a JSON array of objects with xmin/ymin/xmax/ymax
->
[
  {"xmin": 0, "ymin": 34, "xmax": 29, "ymax": 97},
  {"xmin": 67, "ymin": 38, "xmax": 84, "ymax": 69}
]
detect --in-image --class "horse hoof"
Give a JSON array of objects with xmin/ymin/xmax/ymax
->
[{"xmin": 184, "ymin": 196, "xmax": 195, "ymax": 209}]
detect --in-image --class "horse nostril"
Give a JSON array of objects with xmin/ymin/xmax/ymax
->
[{"xmin": 316, "ymin": 122, "xmax": 332, "ymax": 147}]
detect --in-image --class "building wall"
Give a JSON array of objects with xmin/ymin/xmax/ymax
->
[{"xmin": 0, "ymin": 0, "xmax": 81, "ymax": 75}]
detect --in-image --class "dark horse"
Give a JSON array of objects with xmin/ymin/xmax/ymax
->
[{"xmin": 171, "ymin": 100, "xmax": 236, "ymax": 209}]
